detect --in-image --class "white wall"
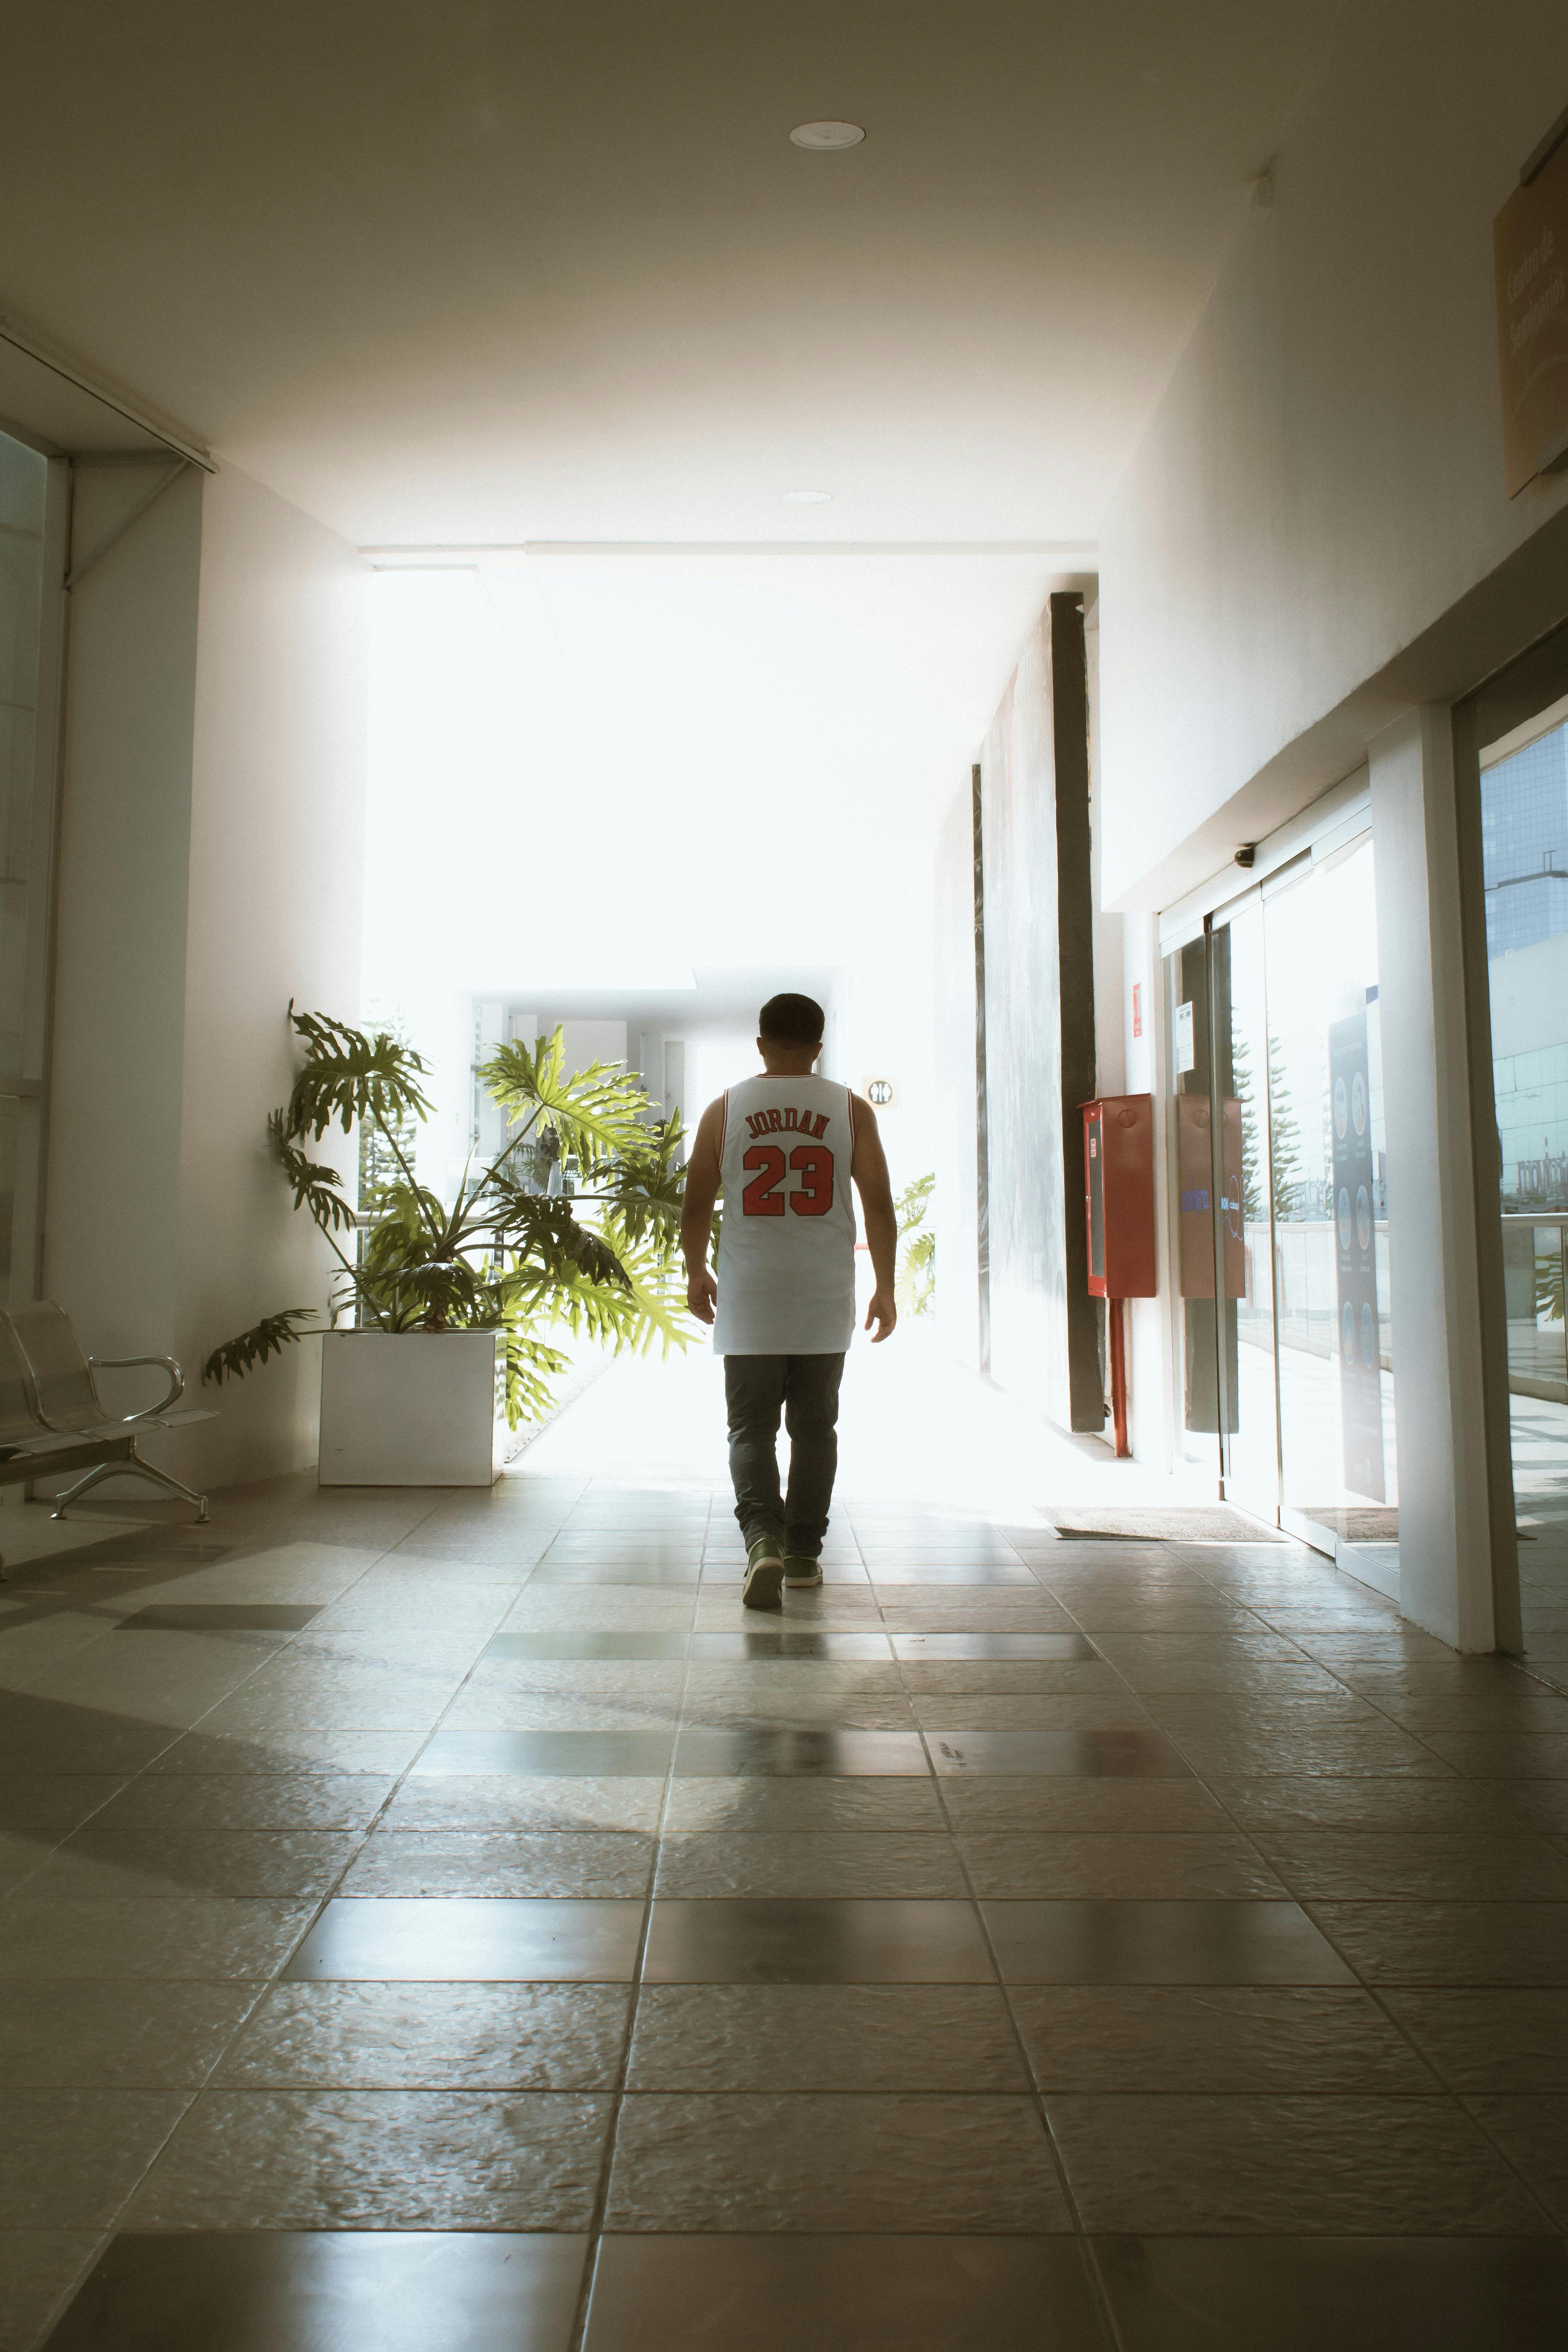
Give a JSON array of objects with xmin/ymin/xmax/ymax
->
[
  {"xmin": 49, "ymin": 465, "xmax": 203, "ymax": 1377},
  {"xmin": 174, "ymin": 464, "xmax": 368, "ymax": 1486},
  {"xmin": 1099, "ymin": 0, "xmax": 1568, "ymax": 913},
  {"xmin": 47, "ymin": 459, "xmax": 368, "ymax": 1492}
]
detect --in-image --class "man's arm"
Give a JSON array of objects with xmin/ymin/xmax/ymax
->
[
  {"xmin": 680, "ymin": 1097, "xmax": 724, "ymax": 1325},
  {"xmin": 849, "ymin": 1096, "xmax": 898, "ymax": 1343}
]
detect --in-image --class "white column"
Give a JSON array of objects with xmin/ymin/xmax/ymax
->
[{"xmin": 1369, "ymin": 706, "xmax": 1513, "ymax": 1650}]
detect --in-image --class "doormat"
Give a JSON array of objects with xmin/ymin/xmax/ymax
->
[
  {"xmin": 1049, "ymin": 1508, "xmax": 1287, "ymax": 1543},
  {"xmin": 1295, "ymin": 1507, "xmax": 1398, "ymax": 1542}
]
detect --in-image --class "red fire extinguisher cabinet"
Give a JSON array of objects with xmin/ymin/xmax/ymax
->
[
  {"xmin": 1080, "ymin": 1094, "xmax": 1156, "ymax": 1458},
  {"xmin": 1081, "ymin": 1094, "xmax": 1156, "ymax": 1300}
]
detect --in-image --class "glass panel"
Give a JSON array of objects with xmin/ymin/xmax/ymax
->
[
  {"xmin": 1481, "ymin": 711, "xmax": 1568, "ymax": 1603},
  {"xmin": 1261, "ymin": 838, "xmax": 1397, "ymax": 1536},
  {"xmin": 1211, "ymin": 900, "xmax": 1279, "ymax": 1511},
  {"xmin": 0, "ymin": 429, "xmax": 48, "ymax": 1301},
  {"xmin": 1163, "ymin": 934, "xmax": 1222, "ymax": 1471}
]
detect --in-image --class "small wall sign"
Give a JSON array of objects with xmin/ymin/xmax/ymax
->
[
  {"xmin": 1495, "ymin": 111, "xmax": 1568, "ymax": 495},
  {"xmin": 864, "ymin": 1077, "xmax": 897, "ymax": 1108}
]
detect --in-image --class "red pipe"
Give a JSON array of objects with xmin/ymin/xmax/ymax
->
[{"xmin": 1108, "ymin": 1296, "xmax": 1130, "ymax": 1458}]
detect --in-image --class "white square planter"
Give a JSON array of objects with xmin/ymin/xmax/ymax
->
[{"xmin": 319, "ymin": 1330, "xmax": 507, "ymax": 1487}]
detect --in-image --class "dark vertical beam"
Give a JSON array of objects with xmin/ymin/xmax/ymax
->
[
  {"xmin": 1050, "ymin": 591, "xmax": 1103, "ymax": 1430},
  {"xmin": 971, "ymin": 759, "xmax": 991, "ymax": 1376}
]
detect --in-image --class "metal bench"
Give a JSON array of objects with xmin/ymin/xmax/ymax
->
[{"xmin": 0, "ymin": 1303, "xmax": 217, "ymax": 1569}]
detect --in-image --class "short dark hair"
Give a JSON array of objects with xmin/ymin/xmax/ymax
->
[{"xmin": 758, "ymin": 992, "xmax": 825, "ymax": 1048}]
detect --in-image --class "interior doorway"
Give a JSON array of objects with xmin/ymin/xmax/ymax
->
[{"xmin": 1162, "ymin": 818, "xmax": 1398, "ymax": 1579}]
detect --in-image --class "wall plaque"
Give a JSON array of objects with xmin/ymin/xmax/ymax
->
[{"xmin": 1495, "ymin": 113, "xmax": 1568, "ymax": 496}]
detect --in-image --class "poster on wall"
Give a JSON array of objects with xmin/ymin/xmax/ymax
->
[
  {"xmin": 1329, "ymin": 1010, "xmax": 1385, "ymax": 1501},
  {"xmin": 1494, "ymin": 119, "xmax": 1568, "ymax": 496}
]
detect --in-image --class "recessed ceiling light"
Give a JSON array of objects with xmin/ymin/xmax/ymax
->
[
  {"xmin": 789, "ymin": 121, "xmax": 865, "ymax": 151},
  {"xmin": 782, "ymin": 490, "xmax": 832, "ymax": 505}
]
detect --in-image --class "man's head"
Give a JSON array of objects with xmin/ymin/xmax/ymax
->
[{"xmin": 757, "ymin": 992, "xmax": 824, "ymax": 1074}]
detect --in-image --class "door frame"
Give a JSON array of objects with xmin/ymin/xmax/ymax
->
[
  {"xmin": 1453, "ymin": 616, "xmax": 1568, "ymax": 1650},
  {"xmin": 1159, "ymin": 775, "xmax": 1379, "ymax": 1555}
]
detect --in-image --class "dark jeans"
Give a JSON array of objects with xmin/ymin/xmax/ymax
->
[{"xmin": 724, "ymin": 1352, "xmax": 845, "ymax": 1558}]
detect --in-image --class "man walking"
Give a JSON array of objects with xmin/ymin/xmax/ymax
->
[{"xmin": 681, "ymin": 993, "xmax": 898, "ymax": 1610}]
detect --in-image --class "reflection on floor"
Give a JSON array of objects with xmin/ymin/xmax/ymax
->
[{"xmin": 2, "ymin": 1354, "xmax": 1567, "ymax": 2349}]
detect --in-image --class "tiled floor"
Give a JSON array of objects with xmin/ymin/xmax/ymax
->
[{"xmin": 4, "ymin": 1397, "xmax": 1568, "ymax": 2347}]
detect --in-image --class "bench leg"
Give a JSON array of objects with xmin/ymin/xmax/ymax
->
[{"xmin": 52, "ymin": 1444, "xmax": 209, "ymax": 1526}]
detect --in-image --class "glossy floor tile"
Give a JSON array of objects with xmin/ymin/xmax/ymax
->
[
  {"xmin": 1011, "ymin": 1985, "xmax": 1437, "ymax": 2092},
  {"xmin": 42, "ymin": 2230, "xmax": 589, "ymax": 2352},
  {"xmin": 284, "ymin": 1896, "xmax": 647, "ymax": 1980},
  {"xmin": 1379, "ymin": 1988, "xmax": 1568, "ymax": 2090},
  {"xmin": 0, "ymin": 1983, "xmax": 265, "ymax": 2090},
  {"xmin": 890, "ymin": 1631, "xmax": 1099, "ymax": 1659},
  {"xmin": 956, "ymin": 1831, "xmax": 1286, "ymax": 1898},
  {"xmin": 412, "ymin": 1729, "xmax": 675, "ymax": 1776},
  {"xmin": 485, "ymin": 1630, "xmax": 690, "ymax": 1660},
  {"xmin": 652, "ymin": 1829, "xmax": 966, "ymax": 1898},
  {"xmin": 625, "ymin": 1983, "xmax": 1026, "ymax": 2091},
  {"xmin": 216, "ymin": 1979, "xmax": 630, "ymax": 2093},
  {"xmin": 642, "ymin": 1896, "xmax": 995, "ymax": 1982},
  {"xmin": 689, "ymin": 1630, "xmax": 891, "ymax": 1659},
  {"xmin": 22, "ymin": 1444, "xmax": 1568, "ymax": 2350},
  {"xmin": 341, "ymin": 1828, "xmax": 655, "ymax": 1897},
  {"xmin": 1046, "ymin": 2094, "xmax": 1550, "ymax": 2233},
  {"xmin": 927, "ymin": 1728, "xmax": 1192, "ymax": 1776},
  {"xmin": 115, "ymin": 1604, "xmax": 322, "ymax": 1632},
  {"xmin": 980, "ymin": 1899, "xmax": 1356, "ymax": 1984},
  {"xmin": 121, "ymin": 2089, "xmax": 613, "ymax": 2228},
  {"xmin": 672, "ymin": 1728, "xmax": 929, "ymax": 1776},
  {"xmin": 583, "ymin": 2234, "xmax": 1102, "ymax": 2351},
  {"xmin": 604, "ymin": 2092, "xmax": 1071, "ymax": 2232},
  {"xmin": 1093, "ymin": 2234, "xmax": 1568, "ymax": 2351}
]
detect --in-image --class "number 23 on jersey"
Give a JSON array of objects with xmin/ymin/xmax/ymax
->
[{"xmin": 741, "ymin": 1142, "xmax": 835, "ymax": 1218}]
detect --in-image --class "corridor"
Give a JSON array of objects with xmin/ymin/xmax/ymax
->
[{"xmin": 4, "ymin": 1354, "xmax": 1568, "ymax": 2350}]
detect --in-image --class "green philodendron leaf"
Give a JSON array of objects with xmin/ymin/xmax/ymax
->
[
  {"xmin": 238, "ymin": 1004, "xmax": 706, "ymax": 1427},
  {"xmin": 895, "ymin": 1171, "xmax": 936, "ymax": 1318},
  {"xmin": 268, "ymin": 1115, "xmax": 358, "ymax": 1233},
  {"xmin": 202, "ymin": 1309, "xmax": 318, "ymax": 1386},
  {"xmin": 284, "ymin": 1005, "xmax": 434, "ymax": 1142},
  {"xmin": 480, "ymin": 1026, "xmax": 653, "ymax": 1169}
]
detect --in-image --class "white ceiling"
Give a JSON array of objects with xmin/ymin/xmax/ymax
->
[
  {"xmin": 5, "ymin": 0, "xmax": 1339, "ymax": 548},
  {"xmin": 7, "ymin": 2, "xmax": 1343, "ymax": 1054}
]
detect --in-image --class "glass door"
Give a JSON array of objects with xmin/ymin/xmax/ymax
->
[
  {"xmin": 1208, "ymin": 895, "xmax": 1281, "ymax": 1513},
  {"xmin": 1162, "ymin": 826, "xmax": 1398, "ymax": 1557},
  {"xmin": 1263, "ymin": 837, "xmax": 1397, "ymax": 1544},
  {"xmin": 1463, "ymin": 632, "xmax": 1568, "ymax": 1635}
]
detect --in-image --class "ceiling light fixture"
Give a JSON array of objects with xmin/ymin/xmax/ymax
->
[
  {"xmin": 782, "ymin": 490, "xmax": 832, "ymax": 505},
  {"xmin": 789, "ymin": 121, "xmax": 865, "ymax": 151}
]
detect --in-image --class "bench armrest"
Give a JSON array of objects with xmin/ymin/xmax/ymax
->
[{"xmin": 89, "ymin": 1354, "xmax": 185, "ymax": 1419}]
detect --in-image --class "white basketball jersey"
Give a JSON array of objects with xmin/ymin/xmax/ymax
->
[{"xmin": 711, "ymin": 1073, "xmax": 858, "ymax": 1355}]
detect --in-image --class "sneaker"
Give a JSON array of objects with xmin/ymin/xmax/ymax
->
[
  {"xmin": 783, "ymin": 1555, "xmax": 823, "ymax": 1588},
  {"xmin": 742, "ymin": 1533, "xmax": 785, "ymax": 1611}
]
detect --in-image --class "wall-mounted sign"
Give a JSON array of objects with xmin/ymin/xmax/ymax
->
[
  {"xmin": 1132, "ymin": 981, "xmax": 1143, "ymax": 1040},
  {"xmin": 863, "ymin": 1076, "xmax": 897, "ymax": 1109},
  {"xmin": 1494, "ymin": 114, "xmax": 1568, "ymax": 496},
  {"xmin": 1174, "ymin": 1001, "xmax": 1195, "ymax": 1074}
]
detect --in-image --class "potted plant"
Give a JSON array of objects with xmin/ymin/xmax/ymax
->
[{"xmin": 204, "ymin": 1007, "xmax": 697, "ymax": 1485}]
